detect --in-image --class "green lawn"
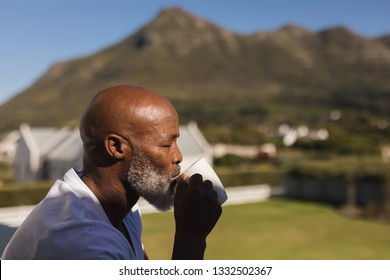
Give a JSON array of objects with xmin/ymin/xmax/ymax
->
[{"xmin": 141, "ymin": 199, "xmax": 390, "ymax": 260}]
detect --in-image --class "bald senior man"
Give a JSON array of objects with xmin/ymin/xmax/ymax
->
[{"xmin": 2, "ymin": 85, "xmax": 222, "ymax": 260}]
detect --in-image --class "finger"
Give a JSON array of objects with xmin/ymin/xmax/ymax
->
[
  {"xmin": 182, "ymin": 173, "xmax": 202, "ymax": 199},
  {"xmin": 203, "ymin": 180, "xmax": 213, "ymax": 192},
  {"xmin": 187, "ymin": 173, "xmax": 203, "ymax": 194},
  {"xmin": 175, "ymin": 178, "xmax": 189, "ymax": 199},
  {"xmin": 204, "ymin": 180, "xmax": 218, "ymax": 202},
  {"xmin": 176, "ymin": 174, "xmax": 189, "ymax": 183},
  {"xmin": 210, "ymin": 189, "xmax": 219, "ymax": 202},
  {"xmin": 189, "ymin": 173, "xmax": 203, "ymax": 185}
]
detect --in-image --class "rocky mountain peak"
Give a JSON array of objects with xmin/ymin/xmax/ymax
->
[{"xmin": 130, "ymin": 7, "xmax": 239, "ymax": 55}]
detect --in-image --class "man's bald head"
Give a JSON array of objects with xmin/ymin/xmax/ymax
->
[
  {"xmin": 79, "ymin": 85, "xmax": 178, "ymax": 146},
  {"xmin": 78, "ymin": 85, "xmax": 183, "ymax": 217}
]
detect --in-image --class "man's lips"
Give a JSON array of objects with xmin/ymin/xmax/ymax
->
[
  {"xmin": 171, "ymin": 173, "xmax": 180, "ymax": 181},
  {"xmin": 170, "ymin": 169, "xmax": 181, "ymax": 182},
  {"xmin": 173, "ymin": 167, "xmax": 181, "ymax": 177}
]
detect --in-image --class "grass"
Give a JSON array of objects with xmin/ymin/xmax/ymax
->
[{"xmin": 141, "ymin": 199, "xmax": 390, "ymax": 260}]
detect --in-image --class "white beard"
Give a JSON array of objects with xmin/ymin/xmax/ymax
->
[{"xmin": 127, "ymin": 148, "xmax": 179, "ymax": 211}]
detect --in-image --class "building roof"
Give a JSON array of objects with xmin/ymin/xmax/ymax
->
[
  {"xmin": 177, "ymin": 123, "xmax": 204, "ymax": 157},
  {"xmin": 20, "ymin": 124, "xmax": 81, "ymax": 161},
  {"xmin": 46, "ymin": 129, "xmax": 82, "ymax": 161},
  {"xmin": 20, "ymin": 122, "xmax": 210, "ymax": 165}
]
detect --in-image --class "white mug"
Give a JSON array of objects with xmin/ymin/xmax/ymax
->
[{"xmin": 181, "ymin": 157, "xmax": 228, "ymax": 205}]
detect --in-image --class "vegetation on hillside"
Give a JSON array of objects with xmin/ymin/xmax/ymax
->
[{"xmin": 0, "ymin": 7, "xmax": 389, "ymax": 141}]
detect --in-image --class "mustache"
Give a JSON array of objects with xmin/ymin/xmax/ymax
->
[{"xmin": 170, "ymin": 166, "xmax": 181, "ymax": 177}]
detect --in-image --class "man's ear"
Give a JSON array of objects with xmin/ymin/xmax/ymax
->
[{"xmin": 104, "ymin": 134, "xmax": 132, "ymax": 159}]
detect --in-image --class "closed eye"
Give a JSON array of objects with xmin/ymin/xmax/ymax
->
[{"xmin": 161, "ymin": 143, "xmax": 172, "ymax": 148}]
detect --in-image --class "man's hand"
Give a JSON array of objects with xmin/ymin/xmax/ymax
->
[{"xmin": 172, "ymin": 173, "xmax": 222, "ymax": 260}]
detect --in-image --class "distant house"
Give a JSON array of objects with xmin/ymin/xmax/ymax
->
[
  {"xmin": 213, "ymin": 143, "xmax": 276, "ymax": 160},
  {"xmin": 277, "ymin": 123, "xmax": 329, "ymax": 146},
  {"xmin": 0, "ymin": 130, "xmax": 20, "ymax": 164},
  {"xmin": 382, "ymin": 146, "xmax": 390, "ymax": 162},
  {"xmin": 12, "ymin": 122, "xmax": 211, "ymax": 182},
  {"xmin": 177, "ymin": 122, "xmax": 213, "ymax": 170},
  {"xmin": 13, "ymin": 124, "xmax": 83, "ymax": 182}
]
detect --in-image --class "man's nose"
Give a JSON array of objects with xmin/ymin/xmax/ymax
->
[{"xmin": 173, "ymin": 142, "xmax": 183, "ymax": 165}]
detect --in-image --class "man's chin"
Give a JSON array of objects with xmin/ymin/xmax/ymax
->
[
  {"xmin": 149, "ymin": 201, "xmax": 174, "ymax": 212},
  {"xmin": 143, "ymin": 193, "xmax": 174, "ymax": 212}
]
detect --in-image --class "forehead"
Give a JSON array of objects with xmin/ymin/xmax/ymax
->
[
  {"xmin": 151, "ymin": 114, "xmax": 180, "ymax": 140},
  {"xmin": 134, "ymin": 104, "xmax": 180, "ymax": 141}
]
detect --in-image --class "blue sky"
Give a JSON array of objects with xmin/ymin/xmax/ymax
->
[{"xmin": 1, "ymin": 0, "xmax": 389, "ymax": 104}]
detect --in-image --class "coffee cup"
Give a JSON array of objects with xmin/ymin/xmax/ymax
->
[{"xmin": 180, "ymin": 157, "xmax": 228, "ymax": 205}]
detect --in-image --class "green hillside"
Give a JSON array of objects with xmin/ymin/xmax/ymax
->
[{"xmin": 1, "ymin": 7, "xmax": 390, "ymax": 145}]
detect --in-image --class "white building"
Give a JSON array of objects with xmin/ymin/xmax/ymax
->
[
  {"xmin": 13, "ymin": 124, "xmax": 83, "ymax": 182},
  {"xmin": 0, "ymin": 130, "xmax": 20, "ymax": 164},
  {"xmin": 176, "ymin": 122, "xmax": 213, "ymax": 171},
  {"xmin": 11, "ymin": 122, "xmax": 211, "ymax": 182}
]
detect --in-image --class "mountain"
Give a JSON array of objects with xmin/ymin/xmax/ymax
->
[{"xmin": 1, "ymin": 7, "xmax": 390, "ymax": 133}]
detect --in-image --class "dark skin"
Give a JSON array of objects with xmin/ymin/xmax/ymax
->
[{"xmin": 79, "ymin": 85, "xmax": 222, "ymax": 259}]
